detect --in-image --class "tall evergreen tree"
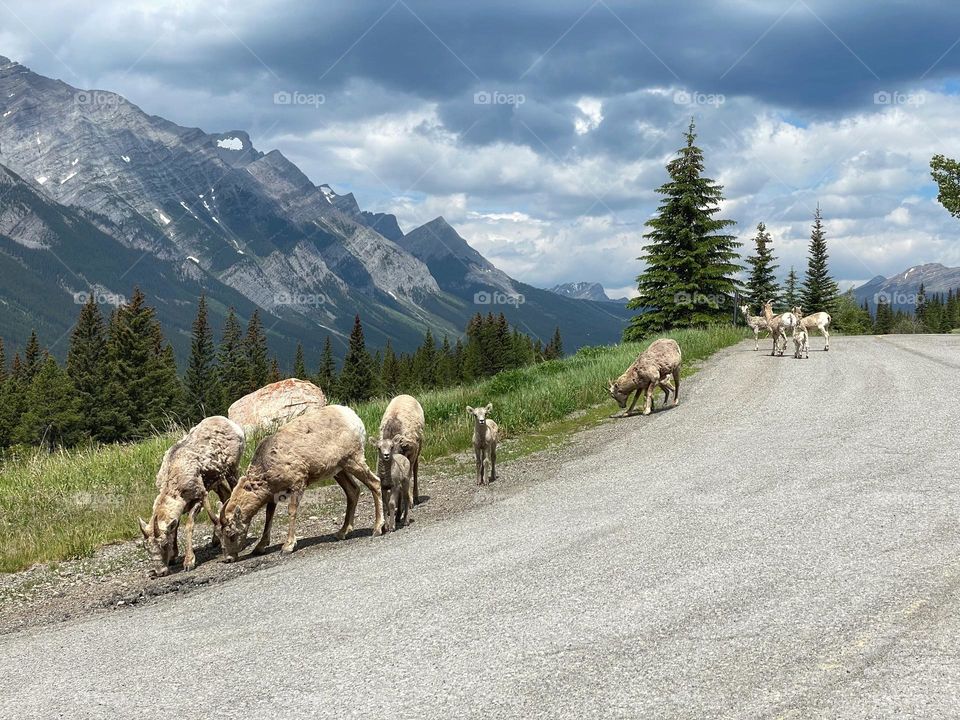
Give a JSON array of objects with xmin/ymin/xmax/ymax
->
[
  {"xmin": 66, "ymin": 296, "xmax": 110, "ymax": 439},
  {"xmin": 874, "ymin": 295, "xmax": 894, "ymax": 334},
  {"xmin": 744, "ymin": 222, "xmax": 780, "ymax": 311},
  {"xmin": 381, "ymin": 340, "xmax": 401, "ymax": 395},
  {"xmin": 0, "ymin": 337, "xmax": 6, "ymax": 385},
  {"xmin": 15, "ymin": 356, "xmax": 84, "ymax": 449},
  {"xmin": 23, "ymin": 330, "xmax": 42, "ymax": 383},
  {"xmin": 315, "ymin": 335, "xmax": 337, "ymax": 393},
  {"xmin": 268, "ymin": 357, "xmax": 282, "ymax": 384},
  {"xmin": 293, "ymin": 342, "xmax": 307, "ymax": 379},
  {"xmin": 217, "ymin": 308, "xmax": 248, "ymax": 408},
  {"xmin": 783, "ymin": 266, "xmax": 800, "ymax": 309},
  {"xmin": 800, "ymin": 205, "xmax": 839, "ymax": 314},
  {"xmin": 184, "ymin": 295, "xmax": 220, "ymax": 422},
  {"xmin": 244, "ymin": 310, "xmax": 270, "ymax": 391},
  {"xmin": 544, "ymin": 327, "xmax": 564, "ymax": 360},
  {"xmin": 626, "ymin": 121, "xmax": 741, "ymax": 338},
  {"xmin": 915, "ymin": 283, "xmax": 927, "ymax": 327},
  {"xmin": 337, "ymin": 315, "xmax": 377, "ymax": 403}
]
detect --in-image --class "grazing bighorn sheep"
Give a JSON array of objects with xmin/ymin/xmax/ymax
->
[
  {"xmin": 792, "ymin": 317, "xmax": 809, "ymax": 359},
  {"xmin": 467, "ymin": 404, "xmax": 498, "ymax": 486},
  {"xmin": 370, "ymin": 436, "xmax": 412, "ymax": 532},
  {"xmin": 739, "ymin": 304, "xmax": 770, "ymax": 351},
  {"xmin": 138, "ymin": 416, "xmax": 245, "ymax": 576},
  {"xmin": 762, "ymin": 300, "xmax": 799, "ymax": 357},
  {"xmin": 219, "ymin": 405, "xmax": 384, "ymax": 561},
  {"xmin": 607, "ymin": 338, "xmax": 681, "ymax": 417},
  {"xmin": 793, "ymin": 305, "xmax": 832, "ymax": 351},
  {"xmin": 376, "ymin": 394, "xmax": 425, "ymax": 506}
]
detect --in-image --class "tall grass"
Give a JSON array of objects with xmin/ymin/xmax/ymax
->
[{"xmin": 0, "ymin": 327, "xmax": 747, "ymax": 573}]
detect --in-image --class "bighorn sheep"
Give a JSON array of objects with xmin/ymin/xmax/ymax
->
[
  {"xmin": 739, "ymin": 304, "xmax": 770, "ymax": 351},
  {"xmin": 467, "ymin": 404, "xmax": 498, "ymax": 486},
  {"xmin": 370, "ymin": 436, "xmax": 412, "ymax": 532},
  {"xmin": 219, "ymin": 405, "xmax": 384, "ymax": 561},
  {"xmin": 376, "ymin": 394, "xmax": 425, "ymax": 506},
  {"xmin": 793, "ymin": 305, "xmax": 832, "ymax": 351},
  {"xmin": 607, "ymin": 338, "xmax": 681, "ymax": 417},
  {"xmin": 762, "ymin": 300, "xmax": 798, "ymax": 357},
  {"xmin": 138, "ymin": 416, "xmax": 245, "ymax": 576},
  {"xmin": 792, "ymin": 318, "xmax": 809, "ymax": 359}
]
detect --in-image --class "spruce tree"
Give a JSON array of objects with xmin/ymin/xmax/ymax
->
[
  {"xmin": 800, "ymin": 205, "xmax": 839, "ymax": 314},
  {"xmin": 293, "ymin": 343, "xmax": 307, "ymax": 379},
  {"xmin": 184, "ymin": 295, "xmax": 220, "ymax": 422},
  {"xmin": 268, "ymin": 358, "xmax": 281, "ymax": 384},
  {"xmin": 218, "ymin": 308, "xmax": 248, "ymax": 407},
  {"xmin": 315, "ymin": 335, "xmax": 337, "ymax": 393},
  {"xmin": 626, "ymin": 121, "xmax": 741, "ymax": 338},
  {"xmin": 412, "ymin": 329, "xmax": 437, "ymax": 387},
  {"xmin": 381, "ymin": 340, "xmax": 401, "ymax": 395},
  {"xmin": 244, "ymin": 310, "xmax": 270, "ymax": 391},
  {"xmin": 783, "ymin": 267, "xmax": 800, "ymax": 308},
  {"xmin": 435, "ymin": 335, "xmax": 456, "ymax": 387},
  {"xmin": 66, "ymin": 296, "xmax": 110, "ymax": 439},
  {"xmin": 15, "ymin": 356, "xmax": 84, "ymax": 449},
  {"xmin": 23, "ymin": 330, "xmax": 42, "ymax": 383},
  {"xmin": 744, "ymin": 222, "xmax": 780, "ymax": 311},
  {"xmin": 0, "ymin": 337, "xmax": 6, "ymax": 385},
  {"xmin": 337, "ymin": 315, "xmax": 376, "ymax": 403},
  {"xmin": 915, "ymin": 283, "xmax": 927, "ymax": 328},
  {"xmin": 544, "ymin": 327, "xmax": 564, "ymax": 360},
  {"xmin": 874, "ymin": 296, "xmax": 894, "ymax": 334}
]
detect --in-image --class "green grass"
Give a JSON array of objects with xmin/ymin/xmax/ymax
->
[{"xmin": 0, "ymin": 326, "xmax": 748, "ymax": 573}]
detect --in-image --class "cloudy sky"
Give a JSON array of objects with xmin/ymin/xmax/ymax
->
[{"xmin": 3, "ymin": 0, "xmax": 960, "ymax": 297}]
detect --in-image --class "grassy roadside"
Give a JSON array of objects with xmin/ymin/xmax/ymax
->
[{"xmin": 0, "ymin": 326, "xmax": 748, "ymax": 573}]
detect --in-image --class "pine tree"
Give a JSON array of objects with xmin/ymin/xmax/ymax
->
[
  {"xmin": 217, "ymin": 308, "xmax": 248, "ymax": 408},
  {"xmin": 293, "ymin": 343, "xmax": 307, "ymax": 379},
  {"xmin": 874, "ymin": 295, "xmax": 894, "ymax": 334},
  {"xmin": 626, "ymin": 120, "xmax": 741, "ymax": 338},
  {"xmin": 544, "ymin": 327, "xmax": 564, "ymax": 360},
  {"xmin": 315, "ymin": 335, "xmax": 337, "ymax": 393},
  {"xmin": 435, "ymin": 334, "xmax": 456, "ymax": 387},
  {"xmin": 66, "ymin": 296, "xmax": 110, "ymax": 439},
  {"xmin": 23, "ymin": 330, "xmax": 42, "ymax": 383},
  {"xmin": 0, "ymin": 337, "xmax": 6, "ymax": 385},
  {"xmin": 800, "ymin": 205, "xmax": 839, "ymax": 315},
  {"xmin": 915, "ymin": 283, "xmax": 927, "ymax": 328},
  {"xmin": 268, "ymin": 358, "xmax": 281, "ymax": 384},
  {"xmin": 244, "ymin": 310, "xmax": 270, "ymax": 391},
  {"xmin": 744, "ymin": 222, "xmax": 780, "ymax": 311},
  {"xmin": 337, "ymin": 315, "xmax": 376, "ymax": 403},
  {"xmin": 412, "ymin": 329, "xmax": 437, "ymax": 388},
  {"xmin": 783, "ymin": 267, "xmax": 800, "ymax": 308},
  {"xmin": 184, "ymin": 295, "xmax": 220, "ymax": 422},
  {"xmin": 381, "ymin": 340, "xmax": 401, "ymax": 395},
  {"xmin": 14, "ymin": 356, "xmax": 83, "ymax": 449}
]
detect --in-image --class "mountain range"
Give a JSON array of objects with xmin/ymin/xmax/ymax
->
[
  {"xmin": 852, "ymin": 263, "xmax": 960, "ymax": 310},
  {"xmin": 0, "ymin": 55, "xmax": 629, "ymax": 365},
  {"xmin": 550, "ymin": 282, "xmax": 627, "ymax": 303}
]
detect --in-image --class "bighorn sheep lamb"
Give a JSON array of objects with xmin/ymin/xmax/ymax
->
[
  {"xmin": 376, "ymin": 394, "xmax": 425, "ymax": 506},
  {"xmin": 792, "ymin": 318, "xmax": 809, "ymax": 359},
  {"xmin": 467, "ymin": 404, "xmax": 498, "ymax": 486},
  {"xmin": 370, "ymin": 436, "xmax": 412, "ymax": 532},
  {"xmin": 219, "ymin": 405, "xmax": 384, "ymax": 561},
  {"xmin": 607, "ymin": 338, "xmax": 681, "ymax": 417},
  {"xmin": 762, "ymin": 300, "xmax": 799, "ymax": 357},
  {"xmin": 793, "ymin": 305, "xmax": 832, "ymax": 351},
  {"xmin": 138, "ymin": 416, "xmax": 245, "ymax": 576},
  {"xmin": 739, "ymin": 304, "xmax": 770, "ymax": 351}
]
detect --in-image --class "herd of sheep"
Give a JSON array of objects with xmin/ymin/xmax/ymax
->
[{"xmin": 139, "ymin": 314, "xmax": 828, "ymax": 577}]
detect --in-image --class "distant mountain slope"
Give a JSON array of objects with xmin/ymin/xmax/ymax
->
[
  {"xmin": 0, "ymin": 55, "xmax": 628, "ymax": 361},
  {"xmin": 853, "ymin": 263, "xmax": 960, "ymax": 310},
  {"xmin": 399, "ymin": 218, "xmax": 630, "ymax": 348},
  {"xmin": 550, "ymin": 281, "xmax": 626, "ymax": 303}
]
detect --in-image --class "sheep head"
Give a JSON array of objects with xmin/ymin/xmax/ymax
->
[
  {"xmin": 138, "ymin": 515, "xmax": 178, "ymax": 577},
  {"xmin": 466, "ymin": 404, "xmax": 493, "ymax": 425}
]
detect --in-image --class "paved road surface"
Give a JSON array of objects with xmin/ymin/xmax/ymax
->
[{"xmin": 3, "ymin": 335, "xmax": 959, "ymax": 719}]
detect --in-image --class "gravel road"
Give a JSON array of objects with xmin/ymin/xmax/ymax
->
[{"xmin": 2, "ymin": 335, "xmax": 959, "ymax": 719}]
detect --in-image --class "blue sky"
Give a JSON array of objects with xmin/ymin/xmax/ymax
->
[{"xmin": 2, "ymin": 0, "xmax": 960, "ymax": 296}]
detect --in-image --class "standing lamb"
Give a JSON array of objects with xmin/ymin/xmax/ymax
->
[
  {"xmin": 739, "ymin": 304, "xmax": 770, "ymax": 351},
  {"xmin": 370, "ymin": 436, "xmax": 413, "ymax": 532},
  {"xmin": 793, "ymin": 305, "xmax": 832, "ymax": 351},
  {"xmin": 792, "ymin": 318, "xmax": 809, "ymax": 359},
  {"xmin": 219, "ymin": 405, "xmax": 384, "ymax": 561},
  {"xmin": 762, "ymin": 300, "xmax": 799, "ymax": 357},
  {"xmin": 138, "ymin": 416, "xmax": 245, "ymax": 576},
  {"xmin": 376, "ymin": 394, "xmax": 425, "ymax": 506},
  {"xmin": 607, "ymin": 338, "xmax": 681, "ymax": 417},
  {"xmin": 467, "ymin": 404, "xmax": 498, "ymax": 486}
]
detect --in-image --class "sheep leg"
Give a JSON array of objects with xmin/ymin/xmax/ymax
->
[
  {"xmin": 250, "ymin": 501, "xmax": 276, "ymax": 555},
  {"xmin": 182, "ymin": 502, "xmax": 202, "ymax": 571},
  {"xmin": 333, "ymin": 472, "xmax": 359, "ymax": 540},
  {"xmin": 282, "ymin": 489, "xmax": 304, "ymax": 554},
  {"xmin": 345, "ymin": 458, "xmax": 384, "ymax": 537},
  {"xmin": 642, "ymin": 382, "xmax": 655, "ymax": 415},
  {"xmin": 624, "ymin": 388, "xmax": 642, "ymax": 416},
  {"xmin": 754, "ymin": 328, "xmax": 759, "ymax": 351},
  {"xmin": 822, "ymin": 326, "xmax": 830, "ymax": 351},
  {"xmin": 659, "ymin": 380, "xmax": 670, "ymax": 407},
  {"xmin": 412, "ymin": 451, "xmax": 420, "ymax": 505},
  {"xmin": 476, "ymin": 447, "xmax": 485, "ymax": 486},
  {"xmin": 489, "ymin": 445, "xmax": 497, "ymax": 483},
  {"xmin": 400, "ymin": 477, "xmax": 411, "ymax": 527}
]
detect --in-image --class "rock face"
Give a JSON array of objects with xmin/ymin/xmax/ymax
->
[
  {"xmin": 853, "ymin": 263, "xmax": 960, "ymax": 310},
  {"xmin": 550, "ymin": 282, "xmax": 623, "ymax": 303},
  {"xmin": 227, "ymin": 379, "xmax": 327, "ymax": 431}
]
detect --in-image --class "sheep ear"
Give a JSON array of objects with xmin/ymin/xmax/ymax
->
[
  {"xmin": 484, "ymin": 403, "xmax": 492, "ymax": 412},
  {"xmin": 466, "ymin": 406, "xmax": 474, "ymax": 414},
  {"xmin": 138, "ymin": 516, "xmax": 150, "ymax": 538}
]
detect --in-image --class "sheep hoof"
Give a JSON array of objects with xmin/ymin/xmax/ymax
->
[
  {"xmin": 182, "ymin": 557, "xmax": 196, "ymax": 572},
  {"xmin": 281, "ymin": 542, "xmax": 296, "ymax": 555},
  {"xmin": 250, "ymin": 543, "xmax": 268, "ymax": 556},
  {"xmin": 335, "ymin": 527, "xmax": 350, "ymax": 540}
]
